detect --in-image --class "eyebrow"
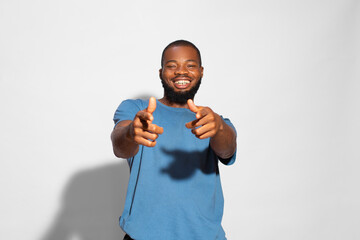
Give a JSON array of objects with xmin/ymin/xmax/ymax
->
[{"xmin": 165, "ymin": 59, "xmax": 198, "ymax": 64}]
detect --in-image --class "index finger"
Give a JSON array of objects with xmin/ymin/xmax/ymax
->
[
  {"xmin": 185, "ymin": 119, "xmax": 199, "ymax": 129},
  {"xmin": 147, "ymin": 123, "xmax": 164, "ymax": 135},
  {"xmin": 136, "ymin": 110, "xmax": 153, "ymax": 122}
]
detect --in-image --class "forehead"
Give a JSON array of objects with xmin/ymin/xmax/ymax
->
[{"xmin": 163, "ymin": 46, "xmax": 200, "ymax": 63}]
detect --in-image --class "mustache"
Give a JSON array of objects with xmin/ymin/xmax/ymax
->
[{"xmin": 171, "ymin": 75, "xmax": 193, "ymax": 81}]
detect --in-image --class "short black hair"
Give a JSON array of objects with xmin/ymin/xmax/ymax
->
[{"xmin": 161, "ymin": 40, "xmax": 202, "ymax": 67}]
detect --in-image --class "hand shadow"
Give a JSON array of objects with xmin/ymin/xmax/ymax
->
[
  {"xmin": 41, "ymin": 160, "xmax": 129, "ymax": 240},
  {"xmin": 160, "ymin": 147, "xmax": 219, "ymax": 180}
]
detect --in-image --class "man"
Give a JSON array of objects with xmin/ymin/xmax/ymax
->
[{"xmin": 111, "ymin": 40, "xmax": 237, "ymax": 240}]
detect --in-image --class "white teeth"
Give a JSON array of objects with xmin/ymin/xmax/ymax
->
[{"xmin": 175, "ymin": 80, "xmax": 190, "ymax": 85}]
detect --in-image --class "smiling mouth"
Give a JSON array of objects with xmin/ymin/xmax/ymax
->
[
  {"xmin": 174, "ymin": 79, "xmax": 190, "ymax": 85},
  {"xmin": 172, "ymin": 78, "xmax": 191, "ymax": 89}
]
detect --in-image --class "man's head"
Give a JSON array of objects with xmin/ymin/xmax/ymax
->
[{"xmin": 159, "ymin": 40, "xmax": 203, "ymax": 104}]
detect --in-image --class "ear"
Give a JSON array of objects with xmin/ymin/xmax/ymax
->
[
  {"xmin": 159, "ymin": 68, "xmax": 163, "ymax": 79},
  {"xmin": 200, "ymin": 66, "xmax": 204, "ymax": 78}
]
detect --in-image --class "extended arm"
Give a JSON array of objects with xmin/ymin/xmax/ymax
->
[
  {"xmin": 111, "ymin": 97, "xmax": 163, "ymax": 159},
  {"xmin": 111, "ymin": 120, "xmax": 139, "ymax": 159},
  {"xmin": 209, "ymin": 118, "xmax": 236, "ymax": 159}
]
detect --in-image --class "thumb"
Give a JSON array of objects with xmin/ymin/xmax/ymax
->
[
  {"xmin": 147, "ymin": 97, "xmax": 157, "ymax": 114},
  {"xmin": 187, "ymin": 99, "xmax": 199, "ymax": 113}
]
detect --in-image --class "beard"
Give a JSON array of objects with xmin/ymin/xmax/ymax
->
[{"xmin": 161, "ymin": 78, "xmax": 202, "ymax": 104}]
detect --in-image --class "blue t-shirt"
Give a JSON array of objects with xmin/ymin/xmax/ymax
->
[{"xmin": 113, "ymin": 99, "xmax": 236, "ymax": 240}]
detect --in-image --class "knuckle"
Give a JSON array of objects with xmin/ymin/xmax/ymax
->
[
  {"xmin": 134, "ymin": 128, "xmax": 141, "ymax": 135},
  {"xmin": 134, "ymin": 136, "xmax": 141, "ymax": 143},
  {"xmin": 133, "ymin": 119, "xmax": 140, "ymax": 126},
  {"xmin": 136, "ymin": 111, "xmax": 144, "ymax": 117},
  {"xmin": 148, "ymin": 134, "xmax": 156, "ymax": 140}
]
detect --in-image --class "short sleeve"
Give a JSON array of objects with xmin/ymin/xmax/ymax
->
[
  {"xmin": 113, "ymin": 99, "xmax": 143, "ymax": 127},
  {"xmin": 218, "ymin": 116, "xmax": 237, "ymax": 166}
]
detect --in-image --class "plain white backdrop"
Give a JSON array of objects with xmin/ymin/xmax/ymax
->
[{"xmin": 1, "ymin": 0, "xmax": 359, "ymax": 239}]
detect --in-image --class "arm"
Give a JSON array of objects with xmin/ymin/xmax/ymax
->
[
  {"xmin": 111, "ymin": 97, "xmax": 163, "ymax": 159},
  {"xmin": 209, "ymin": 117, "xmax": 236, "ymax": 159},
  {"xmin": 111, "ymin": 120, "xmax": 139, "ymax": 159},
  {"xmin": 185, "ymin": 99, "xmax": 236, "ymax": 159}
]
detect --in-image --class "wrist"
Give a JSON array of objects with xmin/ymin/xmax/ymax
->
[
  {"xmin": 211, "ymin": 114, "xmax": 224, "ymax": 139},
  {"xmin": 126, "ymin": 122, "xmax": 137, "ymax": 144}
]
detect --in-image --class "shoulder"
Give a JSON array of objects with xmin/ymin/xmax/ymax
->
[
  {"xmin": 118, "ymin": 98, "xmax": 148, "ymax": 111},
  {"xmin": 113, "ymin": 99, "xmax": 149, "ymax": 124}
]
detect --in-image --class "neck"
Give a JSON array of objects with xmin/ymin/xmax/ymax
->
[{"xmin": 159, "ymin": 96, "xmax": 191, "ymax": 109}]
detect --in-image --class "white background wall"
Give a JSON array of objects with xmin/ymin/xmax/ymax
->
[{"xmin": 1, "ymin": 0, "xmax": 359, "ymax": 239}]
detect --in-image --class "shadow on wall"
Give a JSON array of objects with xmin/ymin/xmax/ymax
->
[{"xmin": 41, "ymin": 160, "xmax": 129, "ymax": 240}]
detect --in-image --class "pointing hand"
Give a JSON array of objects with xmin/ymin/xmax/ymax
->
[
  {"xmin": 131, "ymin": 97, "xmax": 164, "ymax": 147},
  {"xmin": 185, "ymin": 99, "xmax": 223, "ymax": 139}
]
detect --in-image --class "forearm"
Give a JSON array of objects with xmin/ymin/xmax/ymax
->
[
  {"xmin": 210, "ymin": 118, "xmax": 237, "ymax": 159},
  {"xmin": 111, "ymin": 120, "xmax": 139, "ymax": 159}
]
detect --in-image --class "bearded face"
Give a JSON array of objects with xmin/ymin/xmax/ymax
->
[{"xmin": 159, "ymin": 46, "xmax": 203, "ymax": 104}]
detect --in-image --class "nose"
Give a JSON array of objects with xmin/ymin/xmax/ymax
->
[{"xmin": 174, "ymin": 65, "xmax": 188, "ymax": 75}]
